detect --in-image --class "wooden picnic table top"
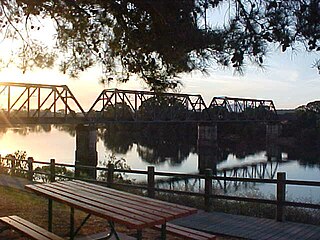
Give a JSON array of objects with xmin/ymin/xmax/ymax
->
[{"xmin": 25, "ymin": 180, "xmax": 197, "ymax": 230}]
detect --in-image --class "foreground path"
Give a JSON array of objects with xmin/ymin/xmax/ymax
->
[
  {"xmin": 0, "ymin": 174, "xmax": 33, "ymax": 190},
  {"xmin": 172, "ymin": 211, "xmax": 320, "ymax": 240}
]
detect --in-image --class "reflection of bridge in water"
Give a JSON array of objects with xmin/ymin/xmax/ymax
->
[{"xmin": 154, "ymin": 159, "xmax": 290, "ymax": 193}]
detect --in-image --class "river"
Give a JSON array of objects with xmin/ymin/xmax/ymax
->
[{"xmin": 0, "ymin": 124, "xmax": 319, "ymax": 202}]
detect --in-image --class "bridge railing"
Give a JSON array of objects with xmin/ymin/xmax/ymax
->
[{"xmin": 1, "ymin": 155, "xmax": 319, "ymax": 222}]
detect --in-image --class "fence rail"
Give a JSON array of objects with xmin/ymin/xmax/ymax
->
[{"xmin": 1, "ymin": 155, "xmax": 320, "ymax": 222}]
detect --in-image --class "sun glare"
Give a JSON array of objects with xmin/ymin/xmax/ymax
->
[
  {"xmin": 0, "ymin": 135, "xmax": 16, "ymax": 157},
  {"xmin": 0, "ymin": 149, "xmax": 11, "ymax": 157}
]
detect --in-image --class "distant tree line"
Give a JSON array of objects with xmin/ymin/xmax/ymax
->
[{"xmin": 282, "ymin": 100, "xmax": 320, "ymax": 148}]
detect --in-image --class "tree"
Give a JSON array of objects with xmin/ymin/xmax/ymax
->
[
  {"xmin": 296, "ymin": 100, "xmax": 320, "ymax": 114},
  {"xmin": 306, "ymin": 100, "xmax": 320, "ymax": 114},
  {"xmin": 138, "ymin": 96, "xmax": 188, "ymax": 121},
  {"xmin": 0, "ymin": 0, "xmax": 319, "ymax": 91}
]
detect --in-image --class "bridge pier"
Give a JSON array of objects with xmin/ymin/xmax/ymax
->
[
  {"xmin": 75, "ymin": 124, "xmax": 98, "ymax": 179},
  {"xmin": 266, "ymin": 143, "xmax": 282, "ymax": 161},
  {"xmin": 266, "ymin": 124, "xmax": 282, "ymax": 142},
  {"xmin": 198, "ymin": 147, "xmax": 219, "ymax": 175},
  {"xmin": 197, "ymin": 123, "xmax": 218, "ymax": 174},
  {"xmin": 197, "ymin": 123, "xmax": 218, "ymax": 147},
  {"xmin": 266, "ymin": 123, "xmax": 282, "ymax": 161}
]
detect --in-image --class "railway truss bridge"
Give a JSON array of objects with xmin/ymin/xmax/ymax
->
[
  {"xmin": 0, "ymin": 82, "xmax": 284, "ymax": 184},
  {"xmin": 0, "ymin": 82, "xmax": 278, "ymax": 125}
]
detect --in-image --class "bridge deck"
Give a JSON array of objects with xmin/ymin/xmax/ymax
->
[{"xmin": 172, "ymin": 211, "xmax": 320, "ymax": 240}]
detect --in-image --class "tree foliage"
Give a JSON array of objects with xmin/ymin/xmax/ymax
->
[
  {"xmin": 0, "ymin": 0, "xmax": 319, "ymax": 90},
  {"xmin": 297, "ymin": 100, "xmax": 320, "ymax": 114}
]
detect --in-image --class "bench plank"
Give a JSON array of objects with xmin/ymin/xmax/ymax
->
[
  {"xmin": 0, "ymin": 216, "xmax": 63, "ymax": 240},
  {"xmin": 154, "ymin": 223, "xmax": 216, "ymax": 240}
]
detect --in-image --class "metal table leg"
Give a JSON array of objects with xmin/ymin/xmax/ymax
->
[
  {"xmin": 136, "ymin": 229, "xmax": 142, "ymax": 240},
  {"xmin": 105, "ymin": 221, "xmax": 120, "ymax": 240},
  {"xmin": 70, "ymin": 212, "xmax": 91, "ymax": 239},
  {"xmin": 161, "ymin": 223, "xmax": 167, "ymax": 240},
  {"xmin": 48, "ymin": 199, "xmax": 53, "ymax": 232},
  {"xmin": 70, "ymin": 207, "xmax": 74, "ymax": 240}
]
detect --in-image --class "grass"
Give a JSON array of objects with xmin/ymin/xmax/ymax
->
[{"xmin": 0, "ymin": 185, "xmax": 110, "ymax": 238}]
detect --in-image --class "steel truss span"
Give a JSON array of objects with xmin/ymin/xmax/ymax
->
[
  {"xmin": 87, "ymin": 88, "xmax": 209, "ymax": 122},
  {"xmin": 0, "ymin": 82, "xmax": 86, "ymax": 125},
  {"xmin": 208, "ymin": 96, "xmax": 277, "ymax": 121},
  {"xmin": 0, "ymin": 83, "xmax": 278, "ymax": 125}
]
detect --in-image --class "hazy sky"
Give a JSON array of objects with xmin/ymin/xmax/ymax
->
[
  {"xmin": 0, "ymin": 5, "xmax": 319, "ymax": 110},
  {"xmin": 0, "ymin": 46, "xmax": 318, "ymax": 110},
  {"xmin": 181, "ymin": 49, "xmax": 320, "ymax": 109}
]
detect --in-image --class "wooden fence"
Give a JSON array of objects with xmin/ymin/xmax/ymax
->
[{"xmin": 1, "ymin": 155, "xmax": 320, "ymax": 222}]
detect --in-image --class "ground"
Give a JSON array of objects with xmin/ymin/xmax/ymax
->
[{"xmin": 0, "ymin": 185, "xmax": 241, "ymax": 240}]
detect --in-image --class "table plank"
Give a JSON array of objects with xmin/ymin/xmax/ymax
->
[
  {"xmin": 26, "ymin": 184, "xmax": 148, "ymax": 229},
  {"xmin": 57, "ymin": 181, "xmax": 187, "ymax": 219},
  {"xmin": 51, "ymin": 182, "xmax": 174, "ymax": 220},
  {"xmin": 32, "ymin": 184, "xmax": 164, "ymax": 226},
  {"xmin": 25, "ymin": 180, "xmax": 198, "ymax": 232},
  {"xmin": 39, "ymin": 183, "xmax": 165, "ymax": 224},
  {"xmin": 71, "ymin": 180, "xmax": 197, "ymax": 215}
]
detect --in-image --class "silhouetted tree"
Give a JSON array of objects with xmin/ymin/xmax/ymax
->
[
  {"xmin": 305, "ymin": 101, "xmax": 320, "ymax": 114},
  {"xmin": 101, "ymin": 102, "xmax": 134, "ymax": 121},
  {"xmin": 138, "ymin": 96, "xmax": 188, "ymax": 121},
  {"xmin": 281, "ymin": 101, "xmax": 320, "ymax": 149},
  {"xmin": 0, "ymin": 1, "xmax": 319, "ymax": 90}
]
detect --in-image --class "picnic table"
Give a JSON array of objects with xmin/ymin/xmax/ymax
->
[{"xmin": 25, "ymin": 180, "xmax": 198, "ymax": 240}]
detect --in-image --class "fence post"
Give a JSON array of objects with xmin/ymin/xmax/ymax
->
[
  {"xmin": 107, "ymin": 163, "xmax": 114, "ymax": 187},
  {"xmin": 11, "ymin": 156, "xmax": 16, "ymax": 176},
  {"xmin": 50, "ymin": 159, "xmax": 56, "ymax": 182},
  {"xmin": 276, "ymin": 172, "xmax": 286, "ymax": 221},
  {"xmin": 204, "ymin": 168, "xmax": 213, "ymax": 212},
  {"xmin": 223, "ymin": 169, "xmax": 227, "ymax": 193},
  {"xmin": 27, "ymin": 157, "xmax": 34, "ymax": 181},
  {"xmin": 147, "ymin": 166, "xmax": 155, "ymax": 198}
]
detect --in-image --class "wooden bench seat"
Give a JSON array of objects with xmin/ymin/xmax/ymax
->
[
  {"xmin": 0, "ymin": 215, "xmax": 64, "ymax": 240},
  {"xmin": 154, "ymin": 223, "xmax": 216, "ymax": 240}
]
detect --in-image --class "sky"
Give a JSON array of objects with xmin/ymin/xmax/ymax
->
[
  {"xmin": 0, "ymin": 47, "xmax": 318, "ymax": 111},
  {"xmin": 0, "ymin": 4, "xmax": 319, "ymax": 111}
]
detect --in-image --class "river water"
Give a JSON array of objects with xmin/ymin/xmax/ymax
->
[{"xmin": 0, "ymin": 124, "xmax": 319, "ymax": 202}]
